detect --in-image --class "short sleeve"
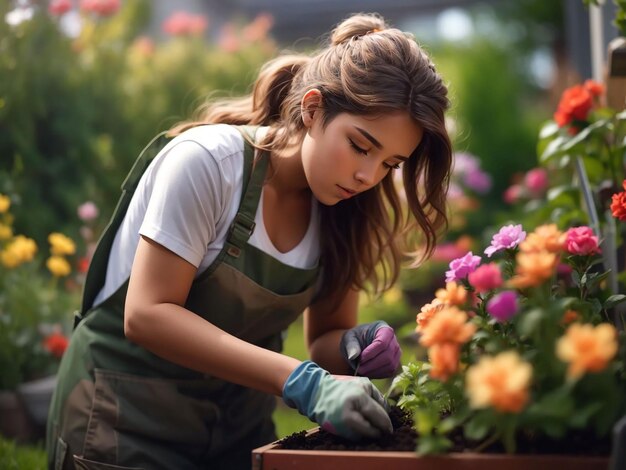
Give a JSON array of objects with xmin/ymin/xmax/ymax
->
[{"xmin": 139, "ymin": 140, "xmax": 224, "ymax": 267}]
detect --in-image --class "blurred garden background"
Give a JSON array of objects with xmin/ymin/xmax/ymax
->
[{"xmin": 1, "ymin": 0, "xmax": 624, "ymax": 467}]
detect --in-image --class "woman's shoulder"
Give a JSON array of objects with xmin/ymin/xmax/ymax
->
[{"xmin": 170, "ymin": 124, "xmax": 246, "ymax": 162}]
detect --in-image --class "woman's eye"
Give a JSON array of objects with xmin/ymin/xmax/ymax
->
[
  {"xmin": 349, "ymin": 139, "xmax": 368, "ymax": 155},
  {"xmin": 384, "ymin": 162, "xmax": 401, "ymax": 170}
]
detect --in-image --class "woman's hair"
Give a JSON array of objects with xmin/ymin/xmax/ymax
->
[{"xmin": 170, "ymin": 13, "xmax": 452, "ymax": 307}]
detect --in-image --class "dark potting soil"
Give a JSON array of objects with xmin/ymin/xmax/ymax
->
[{"xmin": 277, "ymin": 406, "xmax": 611, "ymax": 455}]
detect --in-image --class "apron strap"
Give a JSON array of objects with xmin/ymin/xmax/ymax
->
[
  {"xmin": 76, "ymin": 126, "xmax": 261, "ymax": 326},
  {"xmin": 224, "ymin": 127, "xmax": 268, "ymax": 258},
  {"xmin": 79, "ymin": 132, "xmax": 171, "ymax": 319}
]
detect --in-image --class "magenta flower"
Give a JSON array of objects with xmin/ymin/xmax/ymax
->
[
  {"xmin": 565, "ymin": 226, "xmax": 601, "ymax": 256},
  {"xmin": 445, "ymin": 252, "xmax": 481, "ymax": 282},
  {"xmin": 486, "ymin": 291, "xmax": 519, "ymax": 322},
  {"xmin": 468, "ymin": 263, "xmax": 503, "ymax": 293},
  {"xmin": 484, "ymin": 224, "xmax": 526, "ymax": 257}
]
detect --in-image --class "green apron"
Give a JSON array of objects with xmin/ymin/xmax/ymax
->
[{"xmin": 46, "ymin": 127, "xmax": 319, "ymax": 470}]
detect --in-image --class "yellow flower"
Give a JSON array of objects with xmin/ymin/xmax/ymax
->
[
  {"xmin": 519, "ymin": 224, "xmax": 566, "ymax": 253},
  {"xmin": 507, "ymin": 250, "xmax": 557, "ymax": 288},
  {"xmin": 419, "ymin": 306, "xmax": 476, "ymax": 347},
  {"xmin": 466, "ymin": 351, "xmax": 532, "ymax": 413},
  {"xmin": 1, "ymin": 249, "xmax": 21, "ymax": 268},
  {"xmin": 556, "ymin": 323, "xmax": 618, "ymax": 380},
  {"xmin": 0, "ymin": 194, "xmax": 10, "ymax": 213},
  {"xmin": 48, "ymin": 232, "xmax": 76, "ymax": 256},
  {"xmin": 1, "ymin": 235, "xmax": 37, "ymax": 267},
  {"xmin": 46, "ymin": 255, "xmax": 72, "ymax": 277},
  {"xmin": 435, "ymin": 281, "xmax": 468, "ymax": 306},
  {"xmin": 0, "ymin": 223, "xmax": 12, "ymax": 240}
]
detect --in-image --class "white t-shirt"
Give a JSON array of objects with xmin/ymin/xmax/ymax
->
[{"xmin": 93, "ymin": 124, "xmax": 320, "ymax": 307}]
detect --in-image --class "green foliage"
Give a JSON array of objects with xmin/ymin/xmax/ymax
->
[
  {"xmin": 0, "ymin": 1, "xmax": 275, "ymax": 245},
  {"xmin": 0, "ymin": 437, "xmax": 46, "ymax": 470}
]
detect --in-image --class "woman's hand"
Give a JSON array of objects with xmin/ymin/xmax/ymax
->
[
  {"xmin": 282, "ymin": 361, "xmax": 392, "ymax": 440},
  {"xmin": 340, "ymin": 321, "xmax": 401, "ymax": 378}
]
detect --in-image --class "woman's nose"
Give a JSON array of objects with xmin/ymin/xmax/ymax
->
[{"xmin": 354, "ymin": 161, "xmax": 379, "ymax": 187}]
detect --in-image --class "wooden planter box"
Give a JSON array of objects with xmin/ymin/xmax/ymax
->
[{"xmin": 252, "ymin": 428, "xmax": 610, "ymax": 470}]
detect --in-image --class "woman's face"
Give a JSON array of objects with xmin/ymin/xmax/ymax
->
[{"xmin": 300, "ymin": 104, "xmax": 423, "ymax": 206}]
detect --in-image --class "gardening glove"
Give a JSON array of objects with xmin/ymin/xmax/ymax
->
[
  {"xmin": 340, "ymin": 320, "xmax": 401, "ymax": 379},
  {"xmin": 282, "ymin": 360, "xmax": 393, "ymax": 441}
]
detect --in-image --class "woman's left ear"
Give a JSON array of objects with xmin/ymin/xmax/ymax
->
[{"xmin": 301, "ymin": 89, "xmax": 323, "ymax": 128}]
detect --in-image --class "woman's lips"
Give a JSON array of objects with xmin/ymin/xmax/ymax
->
[{"xmin": 337, "ymin": 185, "xmax": 356, "ymax": 198}]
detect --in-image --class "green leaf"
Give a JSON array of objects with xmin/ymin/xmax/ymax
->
[
  {"xmin": 464, "ymin": 412, "xmax": 492, "ymax": 441},
  {"xmin": 605, "ymin": 294, "xmax": 626, "ymax": 309},
  {"xmin": 539, "ymin": 121, "xmax": 560, "ymax": 139},
  {"xmin": 539, "ymin": 135, "xmax": 567, "ymax": 163},
  {"xmin": 570, "ymin": 402, "xmax": 603, "ymax": 428},
  {"xmin": 561, "ymin": 118, "xmax": 611, "ymax": 151},
  {"xmin": 517, "ymin": 308, "xmax": 543, "ymax": 337},
  {"xmin": 416, "ymin": 435, "xmax": 452, "ymax": 455}
]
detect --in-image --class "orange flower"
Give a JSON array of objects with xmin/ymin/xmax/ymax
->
[
  {"xmin": 428, "ymin": 343, "xmax": 460, "ymax": 381},
  {"xmin": 419, "ymin": 306, "xmax": 476, "ymax": 347},
  {"xmin": 519, "ymin": 224, "xmax": 566, "ymax": 253},
  {"xmin": 416, "ymin": 299, "xmax": 445, "ymax": 331},
  {"xmin": 466, "ymin": 351, "xmax": 532, "ymax": 413},
  {"xmin": 508, "ymin": 251, "xmax": 558, "ymax": 288},
  {"xmin": 435, "ymin": 282, "xmax": 468, "ymax": 306},
  {"xmin": 556, "ymin": 323, "xmax": 618, "ymax": 380},
  {"xmin": 610, "ymin": 181, "xmax": 626, "ymax": 221},
  {"xmin": 560, "ymin": 309, "xmax": 580, "ymax": 326}
]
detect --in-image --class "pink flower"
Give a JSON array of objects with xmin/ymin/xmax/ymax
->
[
  {"xmin": 162, "ymin": 11, "xmax": 209, "ymax": 37},
  {"xmin": 486, "ymin": 291, "xmax": 519, "ymax": 322},
  {"xmin": 49, "ymin": 0, "xmax": 72, "ymax": 16},
  {"xmin": 503, "ymin": 184, "xmax": 523, "ymax": 204},
  {"xmin": 80, "ymin": 0, "xmax": 120, "ymax": 16},
  {"xmin": 484, "ymin": 224, "xmax": 526, "ymax": 257},
  {"xmin": 445, "ymin": 252, "xmax": 482, "ymax": 283},
  {"xmin": 77, "ymin": 201, "xmax": 99, "ymax": 221},
  {"xmin": 565, "ymin": 226, "xmax": 601, "ymax": 256},
  {"xmin": 524, "ymin": 168, "xmax": 548, "ymax": 196},
  {"xmin": 468, "ymin": 263, "xmax": 503, "ymax": 293}
]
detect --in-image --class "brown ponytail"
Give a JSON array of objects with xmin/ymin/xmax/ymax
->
[{"xmin": 169, "ymin": 13, "xmax": 452, "ymax": 308}]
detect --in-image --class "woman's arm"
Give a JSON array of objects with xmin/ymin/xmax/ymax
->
[
  {"xmin": 124, "ymin": 236, "xmax": 300, "ymax": 396},
  {"xmin": 304, "ymin": 288, "xmax": 360, "ymax": 375}
]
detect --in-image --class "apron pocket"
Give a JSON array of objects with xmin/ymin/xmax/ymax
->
[
  {"xmin": 73, "ymin": 455, "xmax": 144, "ymax": 470},
  {"xmin": 83, "ymin": 369, "xmax": 218, "ymax": 465}
]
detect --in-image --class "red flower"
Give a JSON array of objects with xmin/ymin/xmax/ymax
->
[
  {"xmin": 43, "ymin": 332, "xmax": 69, "ymax": 358},
  {"xmin": 553, "ymin": 84, "xmax": 593, "ymax": 128},
  {"xmin": 611, "ymin": 181, "xmax": 626, "ymax": 221},
  {"xmin": 584, "ymin": 79, "xmax": 605, "ymax": 97}
]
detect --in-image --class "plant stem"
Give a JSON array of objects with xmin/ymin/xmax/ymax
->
[{"xmin": 472, "ymin": 431, "xmax": 500, "ymax": 453}]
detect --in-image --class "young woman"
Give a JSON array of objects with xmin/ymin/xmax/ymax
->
[{"xmin": 47, "ymin": 12, "xmax": 451, "ymax": 470}]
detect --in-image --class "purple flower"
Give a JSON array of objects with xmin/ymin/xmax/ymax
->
[
  {"xmin": 484, "ymin": 224, "xmax": 526, "ymax": 257},
  {"xmin": 486, "ymin": 291, "xmax": 519, "ymax": 322},
  {"xmin": 463, "ymin": 169, "xmax": 492, "ymax": 194},
  {"xmin": 445, "ymin": 251, "xmax": 482, "ymax": 282},
  {"xmin": 452, "ymin": 152, "xmax": 480, "ymax": 175}
]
